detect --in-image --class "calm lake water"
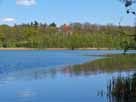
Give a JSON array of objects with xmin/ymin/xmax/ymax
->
[{"xmin": 0, "ymin": 50, "xmax": 135, "ymax": 102}]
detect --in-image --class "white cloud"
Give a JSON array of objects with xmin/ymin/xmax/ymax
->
[
  {"xmin": 3, "ymin": 17, "xmax": 15, "ymax": 22},
  {"xmin": 16, "ymin": 0, "xmax": 36, "ymax": 6}
]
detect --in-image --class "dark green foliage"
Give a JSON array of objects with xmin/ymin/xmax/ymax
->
[{"xmin": 49, "ymin": 22, "xmax": 57, "ymax": 27}]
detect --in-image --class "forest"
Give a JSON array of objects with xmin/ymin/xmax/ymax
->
[{"xmin": 0, "ymin": 22, "xmax": 135, "ymax": 49}]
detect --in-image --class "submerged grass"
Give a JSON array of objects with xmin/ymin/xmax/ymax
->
[{"xmin": 61, "ymin": 54, "xmax": 136, "ymax": 75}]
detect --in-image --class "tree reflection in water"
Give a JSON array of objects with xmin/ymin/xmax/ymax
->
[
  {"xmin": 107, "ymin": 73, "xmax": 136, "ymax": 102},
  {"xmin": 60, "ymin": 54, "xmax": 136, "ymax": 76},
  {"xmin": 0, "ymin": 54, "xmax": 135, "ymax": 102},
  {"xmin": 0, "ymin": 54, "xmax": 135, "ymax": 81}
]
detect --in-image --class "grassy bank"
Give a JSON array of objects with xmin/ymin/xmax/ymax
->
[{"xmin": 0, "ymin": 47, "xmax": 115, "ymax": 50}]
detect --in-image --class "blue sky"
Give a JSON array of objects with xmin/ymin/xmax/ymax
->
[{"xmin": 0, "ymin": 0, "xmax": 135, "ymax": 26}]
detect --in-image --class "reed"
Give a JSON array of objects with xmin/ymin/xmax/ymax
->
[{"xmin": 107, "ymin": 73, "xmax": 136, "ymax": 102}]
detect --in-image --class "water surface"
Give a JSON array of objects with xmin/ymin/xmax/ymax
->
[{"xmin": 0, "ymin": 50, "xmax": 135, "ymax": 102}]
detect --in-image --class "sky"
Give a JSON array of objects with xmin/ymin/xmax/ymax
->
[{"xmin": 0, "ymin": 0, "xmax": 135, "ymax": 26}]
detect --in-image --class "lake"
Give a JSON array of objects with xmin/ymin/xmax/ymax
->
[{"xmin": 0, "ymin": 50, "xmax": 135, "ymax": 102}]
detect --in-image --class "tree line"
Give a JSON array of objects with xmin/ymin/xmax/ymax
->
[{"xmin": 0, "ymin": 22, "xmax": 134, "ymax": 49}]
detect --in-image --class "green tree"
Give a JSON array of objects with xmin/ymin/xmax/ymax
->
[
  {"xmin": 49, "ymin": 22, "xmax": 56, "ymax": 27},
  {"xmin": 119, "ymin": 0, "xmax": 136, "ymax": 53}
]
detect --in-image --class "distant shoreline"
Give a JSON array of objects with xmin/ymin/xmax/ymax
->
[{"xmin": 0, "ymin": 48, "xmax": 116, "ymax": 50}]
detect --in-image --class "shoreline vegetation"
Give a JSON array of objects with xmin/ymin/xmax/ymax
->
[
  {"xmin": 0, "ymin": 47, "xmax": 116, "ymax": 50},
  {"xmin": 107, "ymin": 73, "xmax": 136, "ymax": 102},
  {"xmin": 0, "ymin": 22, "xmax": 135, "ymax": 49}
]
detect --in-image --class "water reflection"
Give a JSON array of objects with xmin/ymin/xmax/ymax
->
[
  {"xmin": 56, "ymin": 54, "xmax": 136, "ymax": 77},
  {"xmin": 0, "ymin": 52, "xmax": 135, "ymax": 102},
  {"xmin": 0, "ymin": 54, "xmax": 135, "ymax": 82}
]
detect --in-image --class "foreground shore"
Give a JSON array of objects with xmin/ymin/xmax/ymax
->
[{"xmin": 0, "ymin": 48, "xmax": 115, "ymax": 50}]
